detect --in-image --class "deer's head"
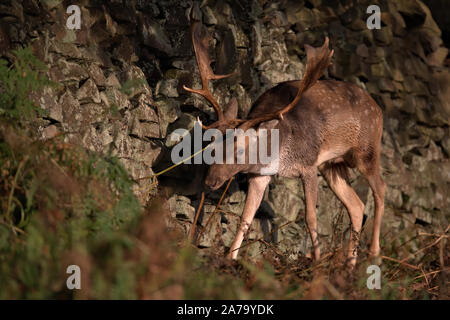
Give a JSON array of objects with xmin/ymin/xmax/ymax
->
[{"xmin": 183, "ymin": 16, "xmax": 333, "ymax": 190}]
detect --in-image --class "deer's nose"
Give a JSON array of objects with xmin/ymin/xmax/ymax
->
[{"xmin": 205, "ymin": 177, "xmax": 223, "ymax": 190}]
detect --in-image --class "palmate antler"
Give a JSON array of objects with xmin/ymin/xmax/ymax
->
[
  {"xmin": 182, "ymin": 17, "xmax": 237, "ymax": 129},
  {"xmin": 239, "ymin": 38, "xmax": 334, "ymax": 131},
  {"xmin": 184, "ymin": 16, "xmax": 333, "ymax": 132}
]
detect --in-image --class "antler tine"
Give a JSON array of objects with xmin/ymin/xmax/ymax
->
[
  {"xmin": 183, "ymin": 19, "xmax": 235, "ymax": 125},
  {"xmin": 240, "ymin": 37, "xmax": 333, "ymax": 131}
]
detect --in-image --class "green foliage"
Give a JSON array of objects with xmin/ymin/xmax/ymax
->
[
  {"xmin": 0, "ymin": 126, "xmax": 143, "ymax": 298},
  {"xmin": 120, "ymin": 78, "xmax": 146, "ymax": 97},
  {"xmin": 0, "ymin": 47, "xmax": 54, "ymax": 123},
  {"xmin": 0, "ymin": 46, "xmax": 145, "ymax": 299}
]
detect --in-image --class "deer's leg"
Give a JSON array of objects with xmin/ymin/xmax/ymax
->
[
  {"xmin": 365, "ymin": 173, "xmax": 386, "ymax": 257},
  {"xmin": 320, "ymin": 164, "xmax": 365, "ymax": 267},
  {"xmin": 227, "ymin": 175, "xmax": 271, "ymax": 259},
  {"xmin": 302, "ymin": 169, "xmax": 320, "ymax": 261},
  {"xmin": 356, "ymin": 153, "xmax": 386, "ymax": 258}
]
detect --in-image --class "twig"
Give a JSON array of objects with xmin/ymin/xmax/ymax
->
[
  {"xmin": 0, "ymin": 219, "xmax": 24, "ymax": 235},
  {"xmin": 439, "ymin": 235, "xmax": 445, "ymax": 270},
  {"xmin": 420, "ymin": 266, "xmax": 430, "ymax": 287},
  {"xmin": 323, "ymin": 279, "xmax": 344, "ymax": 300},
  {"xmin": 381, "ymin": 255, "xmax": 420, "ymax": 270},
  {"xmin": 6, "ymin": 155, "xmax": 29, "ymax": 222},
  {"xmin": 413, "ymin": 270, "xmax": 440, "ymax": 281},
  {"xmin": 400, "ymin": 224, "xmax": 450, "ymax": 263},
  {"xmin": 295, "ymin": 259, "xmax": 330, "ymax": 277},
  {"xmin": 195, "ymin": 178, "xmax": 233, "ymax": 246},
  {"xmin": 235, "ymin": 220, "xmax": 295, "ymax": 252},
  {"xmin": 389, "ymin": 269, "xmax": 401, "ymax": 281},
  {"xmin": 259, "ymin": 239, "xmax": 284, "ymax": 258},
  {"xmin": 418, "ymin": 232, "xmax": 448, "ymax": 238},
  {"xmin": 189, "ymin": 192, "xmax": 204, "ymax": 242}
]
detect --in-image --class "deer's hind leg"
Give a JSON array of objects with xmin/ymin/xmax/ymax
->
[
  {"xmin": 320, "ymin": 163, "xmax": 365, "ymax": 267},
  {"xmin": 355, "ymin": 147, "xmax": 386, "ymax": 258},
  {"xmin": 301, "ymin": 169, "xmax": 321, "ymax": 261}
]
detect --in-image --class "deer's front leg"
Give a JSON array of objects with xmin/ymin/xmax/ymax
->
[
  {"xmin": 227, "ymin": 175, "xmax": 271, "ymax": 259},
  {"xmin": 302, "ymin": 169, "xmax": 320, "ymax": 261}
]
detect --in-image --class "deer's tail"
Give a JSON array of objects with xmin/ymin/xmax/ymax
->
[{"xmin": 321, "ymin": 162, "xmax": 350, "ymax": 184}]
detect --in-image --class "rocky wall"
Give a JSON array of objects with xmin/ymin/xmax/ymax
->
[{"xmin": 1, "ymin": 0, "xmax": 448, "ymax": 259}]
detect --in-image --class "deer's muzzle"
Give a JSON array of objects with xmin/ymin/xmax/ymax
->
[{"xmin": 205, "ymin": 176, "xmax": 225, "ymax": 191}]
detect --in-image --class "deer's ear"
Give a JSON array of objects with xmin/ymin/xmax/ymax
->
[{"xmin": 223, "ymin": 97, "xmax": 238, "ymax": 120}]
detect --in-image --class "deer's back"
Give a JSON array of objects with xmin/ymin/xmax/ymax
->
[{"xmin": 249, "ymin": 80, "xmax": 383, "ymax": 173}]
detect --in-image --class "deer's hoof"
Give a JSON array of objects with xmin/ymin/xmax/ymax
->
[
  {"xmin": 345, "ymin": 257, "xmax": 357, "ymax": 270},
  {"xmin": 369, "ymin": 253, "xmax": 382, "ymax": 266},
  {"xmin": 225, "ymin": 251, "xmax": 237, "ymax": 260}
]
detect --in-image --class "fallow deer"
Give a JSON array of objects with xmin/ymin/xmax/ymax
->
[{"xmin": 183, "ymin": 17, "xmax": 386, "ymax": 267}]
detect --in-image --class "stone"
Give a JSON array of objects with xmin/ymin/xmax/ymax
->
[
  {"xmin": 441, "ymin": 130, "xmax": 450, "ymax": 156},
  {"xmin": 216, "ymin": 26, "xmax": 238, "ymax": 75},
  {"xmin": 340, "ymin": 6, "xmax": 360, "ymax": 26},
  {"xmin": 427, "ymin": 47, "xmax": 448, "ymax": 67},
  {"xmin": 129, "ymin": 93, "xmax": 159, "ymax": 139},
  {"xmin": 121, "ymin": 66, "xmax": 151, "ymax": 99},
  {"xmin": 268, "ymin": 178, "xmax": 303, "ymax": 223},
  {"xmin": 133, "ymin": 94, "xmax": 158, "ymax": 121},
  {"xmin": 130, "ymin": 118, "xmax": 160, "ymax": 139},
  {"xmin": 295, "ymin": 8, "xmax": 318, "ymax": 31},
  {"xmin": 104, "ymin": 11, "xmax": 118, "ymax": 36},
  {"xmin": 114, "ymin": 36, "xmax": 139, "ymax": 64},
  {"xmin": 57, "ymin": 59, "xmax": 89, "ymax": 83},
  {"xmin": 156, "ymin": 79, "xmax": 179, "ymax": 98},
  {"xmin": 80, "ymin": 103, "xmax": 107, "ymax": 125},
  {"xmin": 373, "ymin": 27, "xmax": 393, "ymax": 46},
  {"xmin": 77, "ymin": 78, "xmax": 101, "ymax": 104},
  {"xmin": 370, "ymin": 63, "xmax": 388, "ymax": 77},
  {"xmin": 155, "ymin": 98, "xmax": 180, "ymax": 138},
  {"xmin": 202, "ymin": 6, "xmax": 217, "ymax": 25},
  {"xmin": 378, "ymin": 78, "xmax": 395, "ymax": 92},
  {"xmin": 40, "ymin": 0, "xmax": 60, "ymax": 11},
  {"xmin": 101, "ymin": 87, "xmax": 131, "ymax": 111},
  {"xmin": 251, "ymin": 21, "xmax": 263, "ymax": 65},
  {"xmin": 87, "ymin": 64, "xmax": 107, "ymax": 88},
  {"xmin": 173, "ymin": 196, "xmax": 196, "ymax": 223},
  {"xmin": 114, "ymin": 130, "xmax": 161, "ymax": 168},
  {"xmin": 416, "ymin": 125, "xmax": 445, "ymax": 142},
  {"xmin": 221, "ymin": 214, "xmax": 241, "ymax": 248},
  {"xmin": 49, "ymin": 41, "xmax": 82, "ymax": 59},
  {"xmin": 348, "ymin": 19, "xmax": 367, "ymax": 31},
  {"xmin": 42, "ymin": 125, "xmax": 59, "ymax": 140},
  {"xmin": 78, "ymin": 46, "xmax": 112, "ymax": 67},
  {"xmin": 412, "ymin": 207, "xmax": 433, "ymax": 225},
  {"xmin": 356, "ymin": 44, "xmax": 369, "ymax": 58},
  {"xmin": 105, "ymin": 73, "xmax": 122, "ymax": 89},
  {"xmin": 392, "ymin": 68, "xmax": 404, "ymax": 82},
  {"xmin": 197, "ymin": 204, "xmax": 222, "ymax": 248},
  {"xmin": 139, "ymin": 18, "xmax": 173, "ymax": 55},
  {"xmin": 231, "ymin": 84, "xmax": 252, "ymax": 118},
  {"xmin": 119, "ymin": 157, "xmax": 156, "ymax": 203},
  {"xmin": 386, "ymin": 187, "xmax": 403, "ymax": 209},
  {"xmin": 165, "ymin": 113, "xmax": 196, "ymax": 148},
  {"xmin": 33, "ymin": 87, "xmax": 62, "ymax": 122}
]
